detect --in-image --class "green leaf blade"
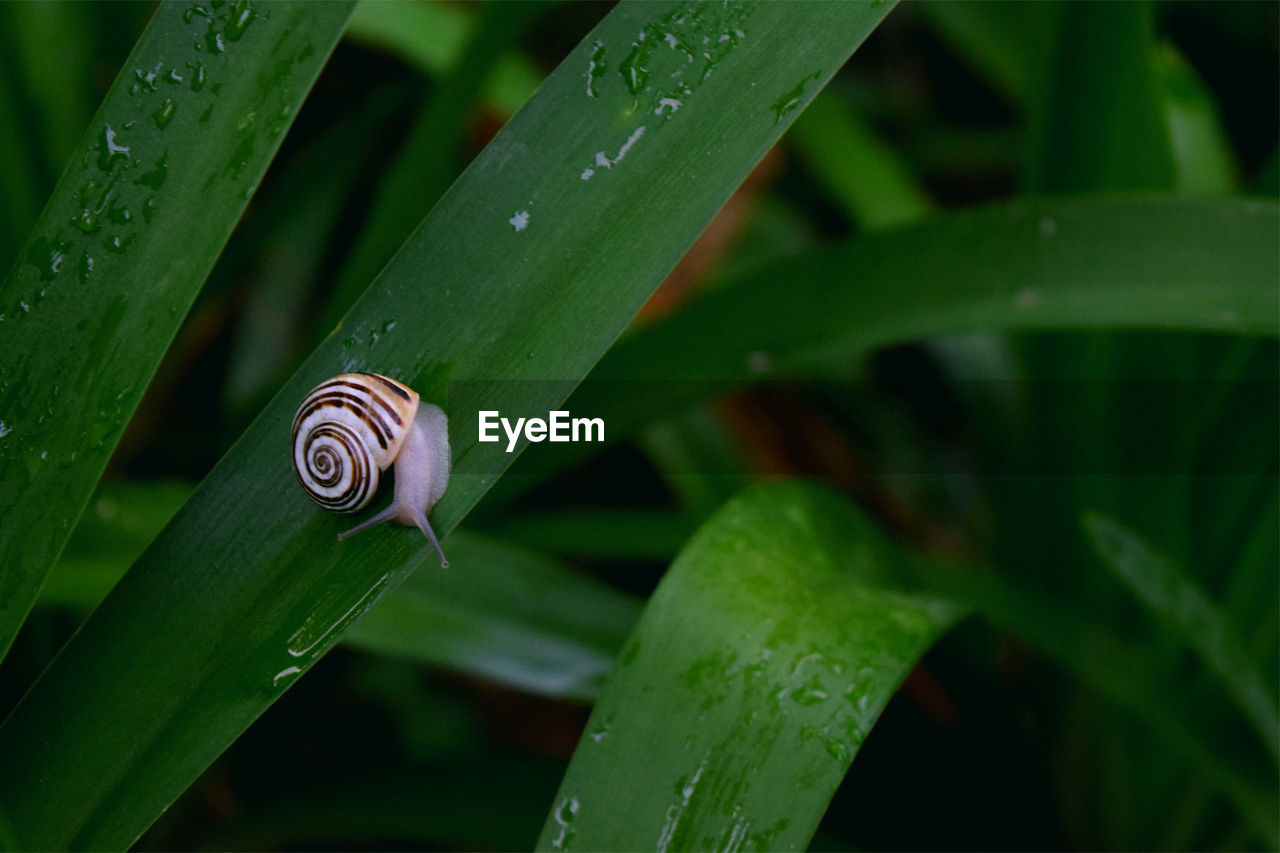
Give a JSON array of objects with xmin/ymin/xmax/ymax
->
[
  {"xmin": 0, "ymin": 0, "xmax": 356, "ymax": 659},
  {"xmin": 1085, "ymin": 512, "xmax": 1280, "ymax": 762},
  {"xmin": 536, "ymin": 482, "xmax": 962, "ymax": 851},
  {"xmin": 344, "ymin": 530, "xmax": 642, "ymax": 701},
  {"xmin": 596, "ymin": 197, "xmax": 1279, "ymax": 383}
]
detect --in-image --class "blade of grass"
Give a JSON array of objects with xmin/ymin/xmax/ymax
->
[
  {"xmin": 789, "ymin": 91, "xmax": 935, "ymax": 229},
  {"xmin": 0, "ymin": 0, "xmax": 356, "ymax": 660},
  {"xmin": 220, "ymin": 81, "xmax": 414, "ymax": 409},
  {"xmin": 1027, "ymin": 0, "xmax": 1174, "ymax": 192},
  {"xmin": 542, "ymin": 198, "xmax": 1278, "ymax": 474},
  {"xmin": 322, "ymin": 0, "xmax": 547, "ymax": 331},
  {"xmin": 0, "ymin": 2, "xmax": 899, "ymax": 847},
  {"xmin": 898, "ymin": 558, "xmax": 1280, "ymax": 847},
  {"xmin": 344, "ymin": 0, "xmax": 540, "ymax": 117},
  {"xmin": 1084, "ymin": 512, "xmax": 1280, "ymax": 762},
  {"xmin": 535, "ymin": 481, "xmax": 962, "ymax": 851},
  {"xmin": 8, "ymin": 1, "xmax": 98, "ymax": 178},
  {"xmin": 1158, "ymin": 44, "xmax": 1237, "ymax": 193},
  {"xmin": 1017, "ymin": 9, "xmax": 1241, "ymax": 841},
  {"xmin": 0, "ymin": 5, "xmax": 56, "ymax": 268},
  {"xmin": 37, "ymin": 480, "xmax": 193, "ymax": 611},
  {"xmin": 597, "ymin": 198, "xmax": 1279, "ymax": 384},
  {"xmin": 344, "ymin": 530, "xmax": 641, "ymax": 701},
  {"xmin": 917, "ymin": 0, "xmax": 1058, "ymax": 105},
  {"xmin": 1221, "ymin": 483, "xmax": 1280, "ymax": 664},
  {"xmin": 637, "ymin": 407, "xmax": 753, "ymax": 517}
]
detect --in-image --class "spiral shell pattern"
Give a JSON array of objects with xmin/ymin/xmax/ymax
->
[{"xmin": 292, "ymin": 373, "xmax": 420, "ymax": 513}]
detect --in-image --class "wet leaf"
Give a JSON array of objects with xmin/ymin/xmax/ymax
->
[
  {"xmin": 537, "ymin": 482, "xmax": 962, "ymax": 851},
  {"xmin": 0, "ymin": 0, "xmax": 356, "ymax": 659}
]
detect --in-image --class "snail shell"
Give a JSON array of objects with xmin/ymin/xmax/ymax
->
[{"xmin": 292, "ymin": 373, "xmax": 451, "ymax": 567}]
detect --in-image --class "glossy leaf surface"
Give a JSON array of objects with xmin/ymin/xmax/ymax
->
[
  {"xmin": 0, "ymin": 0, "xmax": 356, "ymax": 659},
  {"xmin": 537, "ymin": 482, "xmax": 962, "ymax": 851}
]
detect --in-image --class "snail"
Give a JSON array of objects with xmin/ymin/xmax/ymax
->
[{"xmin": 292, "ymin": 373, "xmax": 451, "ymax": 567}]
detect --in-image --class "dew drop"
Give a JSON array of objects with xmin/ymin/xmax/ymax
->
[
  {"xmin": 137, "ymin": 151, "xmax": 169, "ymax": 190},
  {"xmin": 103, "ymin": 233, "xmax": 136, "ymax": 255},
  {"xmin": 273, "ymin": 665, "xmax": 301, "ymax": 687},
  {"xmin": 97, "ymin": 125, "xmax": 131, "ymax": 172},
  {"xmin": 187, "ymin": 61, "xmax": 207, "ymax": 91},
  {"xmin": 771, "ymin": 70, "xmax": 821, "ymax": 124},
  {"xmin": 585, "ymin": 40, "xmax": 607, "ymax": 98},
  {"xmin": 153, "ymin": 97, "xmax": 177, "ymax": 128},
  {"xmin": 27, "ymin": 236, "xmax": 70, "ymax": 281},
  {"xmin": 226, "ymin": 0, "xmax": 256, "ymax": 40}
]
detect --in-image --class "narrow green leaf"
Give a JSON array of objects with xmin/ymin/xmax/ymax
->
[
  {"xmin": 344, "ymin": 530, "xmax": 641, "ymax": 701},
  {"xmin": 8, "ymin": 1, "xmax": 99, "ymax": 176},
  {"xmin": 602, "ymin": 199, "xmax": 1278, "ymax": 382},
  {"xmin": 38, "ymin": 480, "xmax": 193, "ymax": 611},
  {"xmin": 637, "ymin": 408, "xmax": 754, "ymax": 517},
  {"xmin": 0, "ymin": 5, "xmax": 56, "ymax": 267},
  {"xmin": 1221, "ymin": 484, "xmax": 1280, "ymax": 662},
  {"xmin": 1027, "ymin": 0, "xmax": 1175, "ymax": 192},
  {"xmin": 1084, "ymin": 512, "xmax": 1280, "ymax": 762},
  {"xmin": 221, "ymin": 82, "xmax": 412, "ymax": 408},
  {"xmin": 323, "ymin": 0, "xmax": 545, "ymax": 330},
  {"xmin": 1157, "ymin": 44, "xmax": 1238, "ymax": 193},
  {"xmin": 344, "ymin": 0, "xmax": 540, "ymax": 116},
  {"xmin": 789, "ymin": 92, "xmax": 934, "ymax": 229},
  {"xmin": 536, "ymin": 482, "xmax": 962, "ymax": 851},
  {"xmin": 901, "ymin": 559, "xmax": 1280, "ymax": 847},
  {"xmin": 0, "ymin": 2, "xmax": 897, "ymax": 847},
  {"xmin": 917, "ymin": 0, "xmax": 1057, "ymax": 105},
  {"xmin": 0, "ymin": 0, "xmax": 356, "ymax": 659},
  {"xmin": 563, "ymin": 198, "xmax": 1279, "ymax": 457}
]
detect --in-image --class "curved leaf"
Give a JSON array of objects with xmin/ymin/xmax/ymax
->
[{"xmin": 536, "ymin": 482, "xmax": 962, "ymax": 851}]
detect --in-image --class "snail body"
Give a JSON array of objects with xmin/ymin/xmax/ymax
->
[{"xmin": 292, "ymin": 373, "xmax": 451, "ymax": 567}]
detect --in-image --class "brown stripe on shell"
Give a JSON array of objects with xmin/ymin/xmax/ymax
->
[
  {"xmin": 367, "ymin": 372, "xmax": 412, "ymax": 401},
  {"xmin": 330, "ymin": 377, "xmax": 406, "ymax": 422},
  {"xmin": 295, "ymin": 389, "xmax": 393, "ymax": 451}
]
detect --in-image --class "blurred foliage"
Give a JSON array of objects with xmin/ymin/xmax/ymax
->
[{"xmin": 0, "ymin": 0, "xmax": 1276, "ymax": 849}]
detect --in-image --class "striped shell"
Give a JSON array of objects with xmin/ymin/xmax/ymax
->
[{"xmin": 291, "ymin": 373, "xmax": 420, "ymax": 513}]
